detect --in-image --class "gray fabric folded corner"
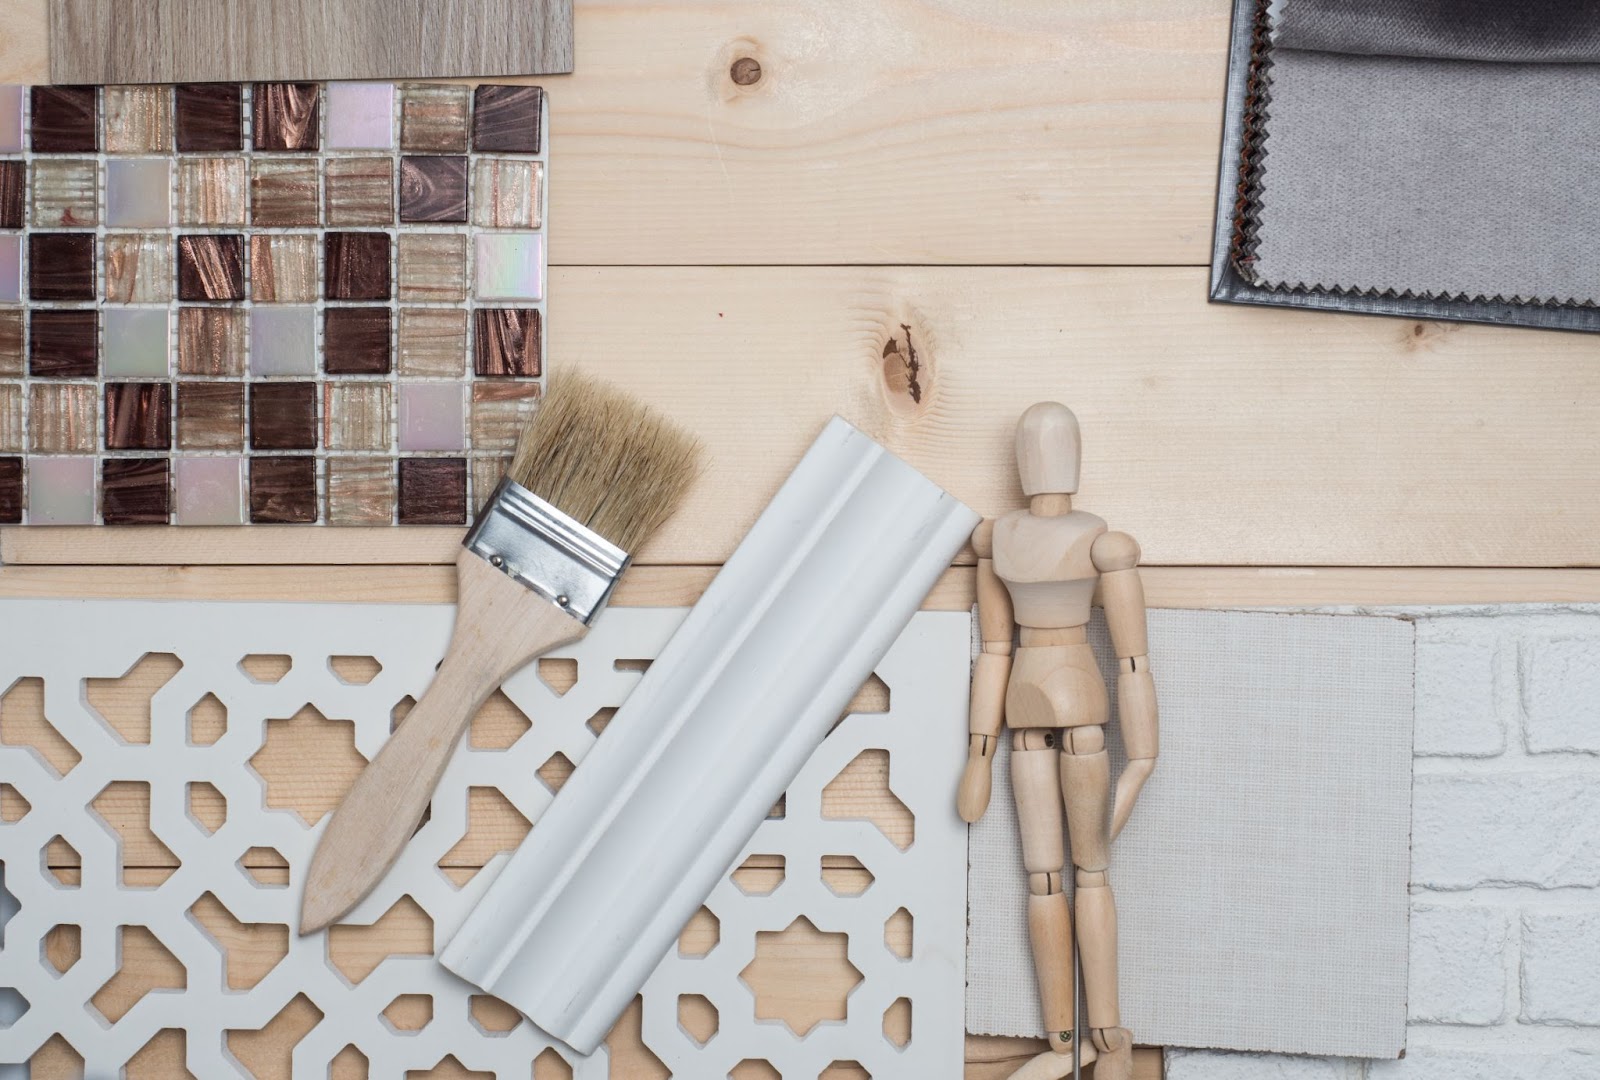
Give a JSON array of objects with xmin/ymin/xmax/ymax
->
[{"xmin": 1248, "ymin": 0, "xmax": 1600, "ymax": 305}]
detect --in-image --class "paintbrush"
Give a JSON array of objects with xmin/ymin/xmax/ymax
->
[{"xmin": 299, "ymin": 373, "xmax": 699, "ymax": 935}]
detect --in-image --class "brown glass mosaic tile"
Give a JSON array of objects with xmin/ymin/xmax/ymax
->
[
  {"xmin": 325, "ymin": 157, "xmax": 394, "ymax": 226},
  {"xmin": 175, "ymin": 84, "xmax": 243, "ymax": 152},
  {"xmin": 399, "ymin": 457, "xmax": 468, "ymax": 524},
  {"xmin": 325, "ymin": 232, "xmax": 391, "ymax": 300},
  {"xmin": 474, "ymin": 309, "xmax": 542, "ymax": 377},
  {"xmin": 3, "ymin": 79, "xmax": 546, "ymax": 526},
  {"xmin": 253, "ymin": 83, "xmax": 321, "ymax": 152},
  {"xmin": 177, "ymin": 307, "xmax": 246, "ymax": 376},
  {"xmin": 399, "ymin": 308, "xmax": 468, "ymax": 376},
  {"xmin": 29, "ymin": 311, "xmax": 98, "ymax": 377},
  {"xmin": 397, "ymin": 234, "xmax": 467, "ymax": 302},
  {"xmin": 251, "ymin": 158, "xmax": 320, "ymax": 226},
  {"xmin": 250, "ymin": 456, "xmax": 317, "ymax": 523},
  {"xmin": 0, "ymin": 161, "xmax": 25, "ymax": 229},
  {"xmin": 251, "ymin": 234, "xmax": 318, "ymax": 303},
  {"xmin": 105, "ymin": 233, "xmax": 174, "ymax": 304},
  {"xmin": 29, "ymin": 383, "xmax": 97, "ymax": 453},
  {"xmin": 105, "ymin": 382, "xmax": 172, "ymax": 450},
  {"xmin": 473, "ymin": 86, "xmax": 543, "ymax": 154},
  {"xmin": 401, "ymin": 84, "xmax": 471, "ymax": 153},
  {"xmin": 0, "ymin": 458, "xmax": 21, "ymax": 524},
  {"xmin": 102, "ymin": 458, "xmax": 171, "ymax": 524},
  {"xmin": 177, "ymin": 234, "xmax": 245, "ymax": 301},
  {"xmin": 176, "ymin": 382, "xmax": 244, "ymax": 451},
  {"xmin": 105, "ymin": 86, "xmax": 173, "ymax": 155},
  {"xmin": 324, "ymin": 308, "xmax": 391, "ymax": 375},
  {"xmin": 32, "ymin": 86, "xmax": 98, "ymax": 153},
  {"xmin": 250, "ymin": 383, "xmax": 318, "ymax": 450},
  {"xmin": 327, "ymin": 456, "xmax": 394, "ymax": 525},
  {"xmin": 29, "ymin": 233, "xmax": 96, "ymax": 300},
  {"xmin": 400, "ymin": 156, "xmax": 468, "ymax": 223},
  {"xmin": 178, "ymin": 157, "xmax": 247, "ymax": 226}
]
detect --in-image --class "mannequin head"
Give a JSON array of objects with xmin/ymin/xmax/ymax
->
[{"xmin": 1015, "ymin": 402, "xmax": 1081, "ymax": 496}]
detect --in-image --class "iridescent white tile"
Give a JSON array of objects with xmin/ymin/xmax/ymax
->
[
  {"xmin": 475, "ymin": 234, "xmax": 543, "ymax": 301},
  {"xmin": 398, "ymin": 382, "xmax": 466, "ymax": 451},
  {"xmin": 27, "ymin": 457, "xmax": 96, "ymax": 525},
  {"xmin": 103, "ymin": 308, "xmax": 171, "ymax": 377},
  {"xmin": 106, "ymin": 158, "xmax": 173, "ymax": 228},
  {"xmin": 0, "ymin": 86, "xmax": 21, "ymax": 152},
  {"xmin": 0, "ymin": 235, "xmax": 18, "ymax": 303},
  {"xmin": 174, "ymin": 456, "xmax": 244, "ymax": 525},
  {"xmin": 327, "ymin": 82, "xmax": 395, "ymax": 150},
  {"xmin": 250, "ymin": 306, "xmax": 317, "ymax": 376}
]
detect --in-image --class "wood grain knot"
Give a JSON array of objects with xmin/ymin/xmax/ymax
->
[
  {"xmin": 730, "ymin": 57, "xmax": 763, "ymax": 86},
  {"xmin": 880, "ymin": 322, "xmax": 931, "ymax": 417}
]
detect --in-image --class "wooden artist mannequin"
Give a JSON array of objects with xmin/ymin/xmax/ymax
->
[{"xmin": 959, "ymin": 402, "xmax": 1159, "ymax": 1080}]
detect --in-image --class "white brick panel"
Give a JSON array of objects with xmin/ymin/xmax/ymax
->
[{"xmin": 1409, "ymin": 904, "xmax": 1509, "ymax": 1025}]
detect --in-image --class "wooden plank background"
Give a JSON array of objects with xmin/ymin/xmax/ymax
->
[{"xmin": 5, "ymin": 0, "xmax": 1597, "ymax": 1075}]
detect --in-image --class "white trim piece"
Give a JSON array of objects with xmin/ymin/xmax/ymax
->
[{"xmin": 441, "ymin": 416, "xmax": 980, "ymax": 1055}]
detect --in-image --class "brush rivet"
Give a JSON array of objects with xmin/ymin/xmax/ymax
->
[
  {"xmin": 490, "ymin": 555, "xmax": 505, "ymax": 568},
  {"xmin": 557, "ymin": 595, "xmax": 571, "ymax": 607}
]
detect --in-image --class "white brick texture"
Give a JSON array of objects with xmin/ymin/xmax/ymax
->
[{"xmin": 1167, "ymin": 609, "xmax": 1600, "ymax": 1079}]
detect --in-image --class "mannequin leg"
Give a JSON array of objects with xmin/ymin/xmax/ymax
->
[{"xmin": 1011, "ymin": 729, "xmax": 1076, "ymax": 1057}]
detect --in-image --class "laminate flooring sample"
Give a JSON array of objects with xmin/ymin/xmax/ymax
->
[{"xmin": 50, "ymin": 0, "xmax": 573, "ymax": 84}]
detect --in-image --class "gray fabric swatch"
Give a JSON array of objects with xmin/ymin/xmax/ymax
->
[
  {"xmin": 1279, "ymin": 0, "xmax": 1600, "ymax": 64},
  {"xmin": 1251, "ymin": 48, "xmax": 1600, "ymax": 303},
  {"xmin": 967, "ymin": 609, "xmax": 1414, "ymax": 1059}
]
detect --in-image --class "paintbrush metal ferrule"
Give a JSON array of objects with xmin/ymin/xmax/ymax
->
[{"xmin": 464, "ymin": 477, "xmax": 630, "ymax": 625}]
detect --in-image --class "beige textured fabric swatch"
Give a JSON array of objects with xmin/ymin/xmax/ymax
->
[{"xmin": 966, "ymin": 609, "xmax": 1414, "ymax": 1059}]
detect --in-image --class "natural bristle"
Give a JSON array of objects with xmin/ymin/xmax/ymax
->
[{"xmin": 508, "ymin": 373, "xmax": 701, "ymax": 553}]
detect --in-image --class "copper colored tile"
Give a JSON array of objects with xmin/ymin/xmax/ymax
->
[
  {"xmin": 105, "ymin": 382, "xmax": 172, "ymax": 450},
  {"xmin": 102, "ymin": 458, "xmax": 170, "ymax": 525},
  {"xmin": 471, "ymin": 455, "xmax": 510, "ymax": 511},
  {"xmin": 0, "ymin": 162, "xmax": 24, "ymax": 229},
  {"xmin": 30, "ymin": 310, "xmax": 98, "ymax": 377},
  {"xmin": 251, "ymin": 234, "xmax": 318, "ymax": 303},
  {"xmin": 401, "ymin": 84, "xmax": 470, "ymax": 153},
  {"xmin": 472, "ymin": 159, "xmax": 542, "ymax": 229},
  {"xmin": 175, "ymin": 84, "xmax": 243, "ymax": 152},
  {"xmin": 177, "ymin": 307, "xmax": 246, "ymax": 376},
  {"xmin": 104, "ymin": 86, "xmax": 172, "ymax": 154},
  {"xmin": 473, "ymin": 85, "xmax": 542, "ymax": 154},
  {"xmin": 327, "ymin": 456, "xmax": 394, "ymax": 525},
  {"xmin": 32, "ymin": 87, "xmax": 98, "ymax": 153},
  {"xmin": 324, "ymin": 382, "xmax": 392, "ymax": 451},
  {"xmin": 0, "ymin": 311, "xmax": 21, "ymax": 375},
  {"xmin": 29, "ymin": 234, "xmax": 96, "ymax": 301},
  {"xmin": 398, "ymin": 457, "xmax": 467, "ymax": 524},
  {"xmin": 28, "ymin": 383, "xmax": 97, "ymax": 453},
  {"xmin": 253, "ymin": 83, "xmax": 320, "ymax": 152},
  {"xmin": 324, "ymin": 308, "xmax": 391, "ymax": 375},
  {"xmin": 399, "ymin": 156, "xmax": 467, "ymax": 223},
  {"xmin": 250, "ymin": 382, "xmax": 317, "ymax": 450},
  {"xmin": 397, "ymin": 308, "xmax": 467, "ymax": 377},
  {"xmin": 325, "ymin": 157, "xmax": 394, "ymax": 226},
  {"xmin": 178, "ymin": 157, "xmax": 247, "ymax": 225},
  {"xmin": 178, "ymin": 234, "xmax": 245, "ymax": 301},
  {"xmin": 325, "ymin": 232, "xmax": 391, "ymax": 300},
  {"xmin": 0, "ymin": 383, "xmax": 22, "ymax": 452},
  {"xmin": 106, "ymin": 233, "xmax": 174, "ymax": 304},
  {"xmin": 177, "ymin": 382, "xmax": 244, "ymax": 450},
  {"xmin": 0, "ymin": 457, "xmax": 19, "ymax": 523},
  {"xmin": 397, "ymin": 234, "xmax": 467, "ymax": 302},
  {"xmin": 30, "ymin": 159, "xmax": 99, "ymax": 227},
  {"xmin": 250, "ymin": 456, "xmax": 317, "ymax": 523},
  {"xmin": 251, "ymin": 158, "xmax": 320, "ymax": 226},
  {"xmin": 474, "ymin": 309, "xmax": 541, "ymax": 377},
  {"xmin": 471, "ymin": 382, "xmax": 540, "ymax": 452}
]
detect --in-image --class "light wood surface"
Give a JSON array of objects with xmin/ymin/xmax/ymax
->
[{"xmin": 49, "ymin": 0, "xmax": 574, "ymax": 82}]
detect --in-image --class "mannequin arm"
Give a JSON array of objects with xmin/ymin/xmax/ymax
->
[
  {"xmin": 1092, "ymin": 531, "xmax": 1158, "ymax": 840},
  {"xmin": 959, "ymin": 519, "xmax": 1013, "ymax": 823}
]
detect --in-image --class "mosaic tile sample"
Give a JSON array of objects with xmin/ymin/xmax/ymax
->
[{"xmin": 0, "ymin": 81, "xmax": 547, "ymax": 525}]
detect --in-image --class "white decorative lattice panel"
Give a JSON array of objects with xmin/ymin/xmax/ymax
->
[{"xmin": 0, "ymin": 599, "xmax": 968, "ymax": 1078}]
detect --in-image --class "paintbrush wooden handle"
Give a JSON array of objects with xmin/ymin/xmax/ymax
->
[{"xmin": 299, "ymin": 550, "xmax": 588, "ymax": 934}]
